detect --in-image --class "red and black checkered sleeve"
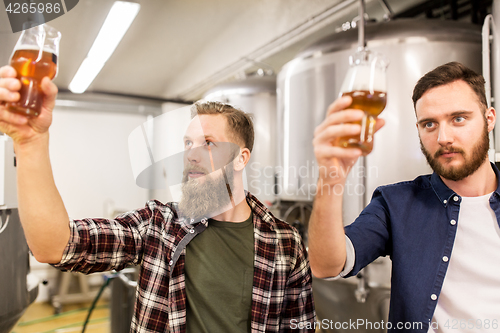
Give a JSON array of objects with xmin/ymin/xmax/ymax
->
[
  {"xmin": 280, "ymin": 229, "xmax": 316, "ymax": 332},
  {"xmin": 52, "ymin": 200, "xmax": 161, "ymax": 274}
]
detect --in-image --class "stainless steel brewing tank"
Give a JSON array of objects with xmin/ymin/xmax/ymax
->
[
  {"xmin": 0, "ymin": 137, "xmax": 38, "ymax": 333},
  {"xmin": 0, "ymin": 209, "xmax": 38, "ymax": 333},
  {"xmin": 204, "ymin": 75, "xmax": 277, "ymax": 206}
]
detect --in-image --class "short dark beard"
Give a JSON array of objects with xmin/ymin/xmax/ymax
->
[
  {"xmin": 420, "ymin": 119, "xmax": 489, "ymax": 181},
  {"xmin": 178, "ymin": 163, "xmax": 234, "ymax": 221}
]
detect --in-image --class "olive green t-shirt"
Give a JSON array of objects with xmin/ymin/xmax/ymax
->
[{"xmin": 185, "ymin": 213, "xmax": 254, "ymax": 333}]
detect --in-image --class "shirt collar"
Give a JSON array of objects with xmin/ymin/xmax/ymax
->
[
  {"xmin": 245, "ymin": 191, "xmax": 276, "ymax": 231},
  {"xmin": 431, "ymin": 162, "xmax": 500, "ymax": 207},
  {"xmin": 491, "ymin": 162, "xmax": 500, "ymax": 200}
]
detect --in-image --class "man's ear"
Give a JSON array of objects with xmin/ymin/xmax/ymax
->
[
  {"xmin": 234, "ymin": 148, "xmax": 251, "ymax": 172},
  {"xmin": 486, "ymin": 107, "xmax": 496, "ymax": 133}
]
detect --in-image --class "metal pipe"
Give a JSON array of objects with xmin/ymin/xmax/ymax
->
[
  {"xmin": 358, "ymin": 0, "xmax": 367, "ymax": 211},
  {"xmin": 482, "ymin": 14, "xmax": 497, "ymax": 161},
  {"xmin": 492, "ymin": 0, "xmax": 500, "ymax": 163},
  {"xmin": 378, "ymin": 0, "xmax": 394, "ymax": 20},
  {"xmin": 55, "ymin": 98, "xmax": 162, "ymax": 116},
  {"xmin": 482, "ymin": 14, "xmax": 493, "ymax": 108},
  {"xmin": 358, "ymin": 0, "xmax": 366, "ymax": 51},
  {"xmin": 117, "ymin": 272, "xmax": 138, "ymax": 288},
  {"xmin": 179, "ymin": 0, "xmax": 359, "ymax": 100},
  {"xmin": 0, "ymin": 210, "xmax": 10, "ymax": 234}
]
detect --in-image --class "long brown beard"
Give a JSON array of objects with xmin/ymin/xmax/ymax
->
[
  {"xmin": 178, "ymin": 163, "xmax": 234, "ymax": 222},
  {"xmin": 420, "ymin": 119, "xmax": 489, "ymax": 181}
]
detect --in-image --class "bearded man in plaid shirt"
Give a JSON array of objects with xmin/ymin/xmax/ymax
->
[{"xmin": 0, "ymin": 64, "xmax": 315, "ymax": 332}]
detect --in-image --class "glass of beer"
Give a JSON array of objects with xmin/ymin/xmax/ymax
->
[
  {"xmin": 6, "ymin": 24, "xmax": 61, "ymax": 117},
  {"xmin": 335, "ymin": 50, "xmax": 388, "ymax": 155}
]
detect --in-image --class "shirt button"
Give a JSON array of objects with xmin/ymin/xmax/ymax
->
[
  {"xmin": 190, "ymin": 218, "xmax": 195, "ymax": 223},
  {"xmin": 431, "ymin": 294, "xmax": 438, "ymax": 301},
  {"xmin": 442, "ymin": 256, "xmax": 449, "ymax": 262},
  {"xmin": 443, "ymin": 199, "xmax": 447, "ymax": 204},
  {"xmin": 453, "ymin": 196, "xmax": 459, "ymax": 202},
  {"xmin": 189, "ymin": 229, "xmax": 195, "ymax": 234},
  {"xmin": 450, "ymin": 219, "xmax": 456, "ymax": 225},
  {"xmin": 201, "ymin": 218, "xmax": 207, "ymax": 223},
  {"xmin": 169, "ymin": 260, "xmax": 173, "ymax": 266}
]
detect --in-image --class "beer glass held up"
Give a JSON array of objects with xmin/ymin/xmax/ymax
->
[
  {"xmin": 334, "ymin": 50, "xmax": 388, "ymax": 155},
  {"xmin": 6, "ymin": 24, "xmax": 61, "ymax": 117}
]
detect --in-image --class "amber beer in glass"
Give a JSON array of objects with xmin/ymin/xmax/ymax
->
[
  {"xmin": 6, "ymin": 25, "xmax": 61, "ymax": 117},
  {"xmin": 335, "ymin": 50, "xmax": 388, "ymax": 155}
]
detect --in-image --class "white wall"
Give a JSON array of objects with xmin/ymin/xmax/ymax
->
[
  {"xmin": 50, "ymin": 108, "xmax": 150, "ymax": 218},
  {"xmin": 31, "ymin": 107, "xmax": 149, "ymax": 302},
  {"xmin": 149, "ymin": 102, "xmax": 193, "ymax": 203}
]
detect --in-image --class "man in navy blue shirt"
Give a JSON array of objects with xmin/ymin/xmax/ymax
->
[{"xmin": 309, "ymin": 62, "xmax": 500, "ymax": 332}]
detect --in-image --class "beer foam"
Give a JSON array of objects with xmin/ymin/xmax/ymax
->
[
  {"xmin": 13, "ymin": 44, "xmax": 56, "ymax": 54},
  {"xmin": 340, "ymin": 65, "xmax": 386, "ymax": 93}
]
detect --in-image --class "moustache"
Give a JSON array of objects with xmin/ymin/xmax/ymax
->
[
  {"xmin": 434, "ymin": 146, "xmax": 465, "ymax": 158},
  {"xmin": 183, "ymin": 165, "xmax": 210, "ymax": 178}
]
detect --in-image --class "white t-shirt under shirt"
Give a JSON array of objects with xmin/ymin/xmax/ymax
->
[{"xmin": 428, "ymin": 193, "xmax": 500, "ymax": 333}]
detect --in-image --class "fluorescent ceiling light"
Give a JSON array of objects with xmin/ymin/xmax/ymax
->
[{"xmin": 69, "ymin": 1, "xmax": 140, "ymax": 94}]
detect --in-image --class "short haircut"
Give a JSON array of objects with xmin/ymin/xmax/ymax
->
[
  {"xmin": 412, "ymin": 62, "xmax": 487, "ymax": 110},
  {"xmin": 191, "ymin": 101, "xmax": 254, "ymax": 152}
]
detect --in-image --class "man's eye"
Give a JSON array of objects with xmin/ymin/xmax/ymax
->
[
  {"xmin": 454, "ymin": 116, "xmax": 465, "ymax": 123},
  {"xmin": 424, "ymin": 122, "xmax": 435, "ymax": 129},
  {"xmin": 205, "ymin": 140, "xmax": 215, "ymax": 147},
  {"xmin": 185, "ymin": 141, "xmax": 193, "ymax": 148}
]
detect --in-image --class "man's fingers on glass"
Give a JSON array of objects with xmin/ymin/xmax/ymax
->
[
  {"xmin": 326, "ymin": 96, "xmax": 352, "ymax": 115},
  {"xmin": 315, "ymin": 123, "xmax": 362, "ymax": 145},
  {"xmin": 0, "ymin": 66, "xmax": 17, "ymax": 79},
  {"xmin": 0, "ymin": 88, "xmax": 20, "ymax": 103}
]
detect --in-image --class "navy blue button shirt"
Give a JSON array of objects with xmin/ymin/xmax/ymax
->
[{"xmin": 344, "ymin": 163, "xmax": 500, "ymax": 332}]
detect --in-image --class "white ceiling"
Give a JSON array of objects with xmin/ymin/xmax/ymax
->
[{"xmin": 0, "ymin": 0, "xmax": 431, "ymax": 103}]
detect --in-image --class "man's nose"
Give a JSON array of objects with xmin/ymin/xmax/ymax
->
[
  {"xmin": 437, "ymin": 124, "xmax": 454, "ymax": 146},
  {"xmin": 185, "ymin": 146, "xmax": 201, "ymax": 163}
]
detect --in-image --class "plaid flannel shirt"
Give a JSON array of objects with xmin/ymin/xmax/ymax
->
[{"xmin": 53, "ymin": 192, "xmax": 315, "ymax": 332}]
